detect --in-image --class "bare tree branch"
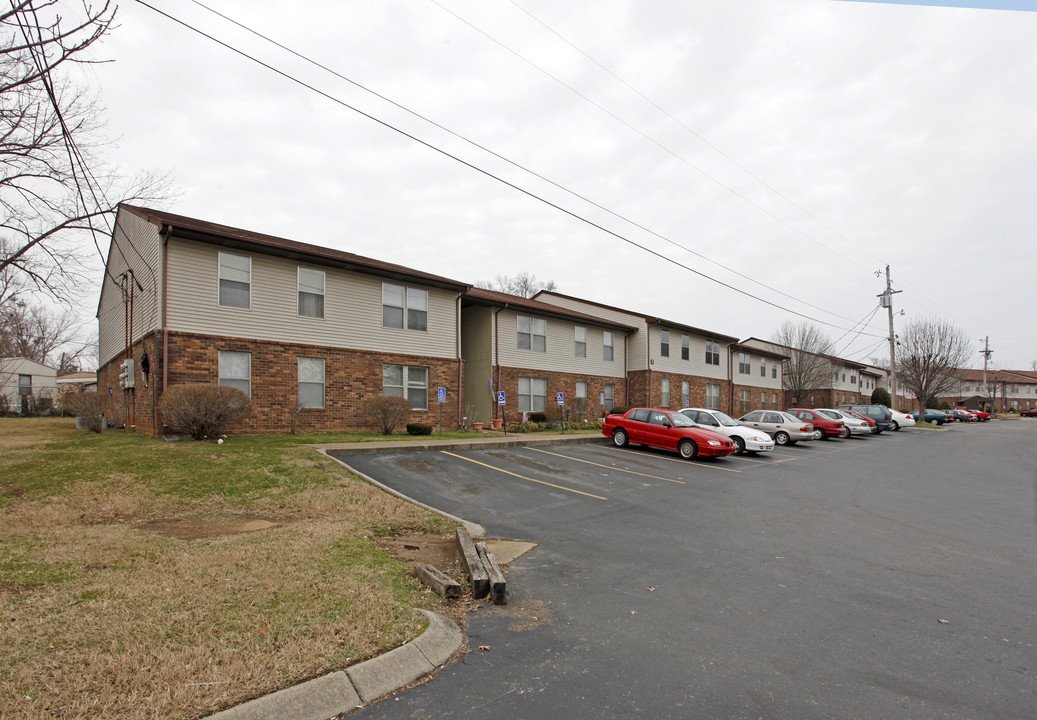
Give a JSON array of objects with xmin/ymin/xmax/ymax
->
[
  {"xmin": 896, "ymin": 317, "xmax": 974, "ymax": 409},
  {"xmin": 770, "ymin": 320, "xmax": 834, "ymax": 404},
  {"xmin": 475, "ymin": 272, "xmax": 558, "ymax": 298}
]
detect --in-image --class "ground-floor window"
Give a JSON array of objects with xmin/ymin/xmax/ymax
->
[
  {"xmin": 219, "ymin": 350, "xmax": 251, "ymax": 396},
  {"xmin": 706, "ymin": 383, "xmax": 720, "ymax": 410},
  {"xmin": 739, "ymin": 389, "xmax": 751, "ymax": 415},
  {"xmin": 383, "ymin": 364, "xmax": 428, "ymax": 410},
  {"xmin": 603, "ymin": 383, "xmax": 615, "ymax": 412},
  {"xmin": 681, "ymin": 381, "xmax": 690, "ymax": 408},
  {"xmin": 771, "ymin": 392, "xmax": 778, "ymax": 410},
  {"xmin": 298, "ymin": 357, "xmax": 325, "ymax": 409},
  {"xmin": 576, "ymin": 381, "xmax": 587, "ymax": 399},
  {"xmin": 518, "ymin": 377, "xmax": 547, "ymax": 412},
  {"xmin": 661, "ymin": 378, "xmax": 670, "ymax": 407}
]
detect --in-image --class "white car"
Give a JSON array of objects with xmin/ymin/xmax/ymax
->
[
  {"xmin": 888, "ymin": 408, "xmax": 916, "ymax": 430},
  {"xmin": 818, "ymin": 409, "xmax": 871, "ymax": 436},
  {"xmin": 680, "ymin": 408, "xmax": 775, "ymax": 455}
]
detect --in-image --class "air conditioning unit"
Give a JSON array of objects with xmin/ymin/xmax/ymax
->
[{"xmin": 118, "ymin": 358, "xmax": 135, "ymax": 389}]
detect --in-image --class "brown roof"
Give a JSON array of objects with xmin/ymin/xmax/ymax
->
[
  {"xmin": 57, "ymin": 372, "xmax": 97, "ymax": 381},
  {"xmin": 120, "ymin": 204, "xmax": 471, "ymax": 292},
  {"xmin": 954, "ymin": 368, "xmax": 1037, "ymax": 383},
  {"xmin": 533, "ymin": 290, "xmax": 738, "ymax": 341},
  {"xmin": 463, "ymin": 287, "xmax": 638, "ymax": 332}
]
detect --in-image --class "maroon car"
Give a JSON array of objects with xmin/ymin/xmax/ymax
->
[
  {"xmin": 1022, "ymin": 408, "xmax": 1037, "ymax": 418},
  {"xmin": 956, "ymin": 407, "xmax": 989, "ymax": 421},
  {"xmin": 602, "ymin": 408, "xmax": 737, "ymax": 459},
  {"xmin": 787, "ymin": 408, "xmax": 845, "ymax": 440}
]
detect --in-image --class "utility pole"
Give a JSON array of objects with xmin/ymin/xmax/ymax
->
[
  {"xmin": 878, "ymin": 266, "xmax": 902, "ymax": 408},
  {"xmin": 980, "ymin": 336, "xmax": 993, "ymax": 411}
]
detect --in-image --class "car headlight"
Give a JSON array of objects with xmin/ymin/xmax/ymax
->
[
  {"xmin": 751, "ymin": 436, "xmax": 766, "ymax": 442},
  {"xmin": 708, "ymin": 440, "xmax": 722, "ymax": 446}
]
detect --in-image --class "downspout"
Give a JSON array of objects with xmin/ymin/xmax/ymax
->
[
  {"xmin": 646, "ymin": 324, "xmax": 653, "ymax": 407},
  {"xmin": 494, "ymin": 306, "xmax": 504, "ymax": 420},
  {"xmin": 161, "ymin": 226, "xmax": 170, "ymax": 404},
  {"xmin": 727, "ymin": 346, "xmax": 734, "ymax": 413},
  {"xmin": 624, "ymin": 331, "xmax": 629, "ymax": 407},
  {"xmin": 456, "ymin": 294, "xmax": 463, "ymax": 428}
]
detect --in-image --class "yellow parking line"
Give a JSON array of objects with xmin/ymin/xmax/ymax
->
[
  {"xmin": 440, "ymin": 451, "xmax": 608, "ymax": 500},
  {"xmin": 527, "ymin": 447, "xmax": 686, "ymax": 484},
  {"xmin": 607, "ymin": 446, "xmax": 741, "ymax": 473}
]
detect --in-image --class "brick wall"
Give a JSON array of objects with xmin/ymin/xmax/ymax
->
[
  {"xmin": 492, "ymin": 365, "xmax": 627, "ymax": 421},
  {"xmin": 628, "ymin": 369, "xmax": 732, "ymax": 414},
  {"xmin": 102, "ymin": 331, "xmax": 462, "ymax": 435}
]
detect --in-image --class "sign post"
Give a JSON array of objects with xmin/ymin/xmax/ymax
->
[
  {"xmin": 556, "ymin": 392, "xmax": 565, "ymax": 434},
  {"xmin": 497, "ymin": 390, "xmax": 507, "ymax": 435},
  {"xmin": 436, "ymin": 386, "xmax": 446, "ymax": 433}
]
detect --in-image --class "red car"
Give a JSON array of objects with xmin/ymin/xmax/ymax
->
[
  {"xmin": 1022, "ymin": 408, "xmax": 1037, "ymax": 418},
  {"xmin": 602, "ymin": 408, "xmax": 737, "ymax": 459},
  {"xmin": 842, "ymin": 408, "xmax": 878, "ymax": 433},
  {"xmin": 956, "ymin": 407, "xmax": 989, "ymax": 421},
  {"xmin": 787, "ymin": 408, "xmax": 846, "ymax": 440}
]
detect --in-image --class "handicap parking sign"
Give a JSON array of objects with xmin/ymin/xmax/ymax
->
[
  {"xmin": 437, "ymin": 386, "xmax": 446, "ymax": 403},
  {"xmin": 556, "ymin": 392, "xmax": 564, "ymax": 405},
  {"xmin": 497, "ymin": 390, "xmax": 506, "ymax": 406}
]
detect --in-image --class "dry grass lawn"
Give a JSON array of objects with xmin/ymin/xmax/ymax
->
[{"xmin": 0, "ymin": 418, "xmax": 458, "ymax": 720}]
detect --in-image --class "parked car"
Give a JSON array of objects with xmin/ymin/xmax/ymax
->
[
  {"xmin": 909, "ymin": 408, "xmax": 947, "ymax": 425},
  {"xmin": 818, "ymin": 409, "xmax": 871, "ymax": 436},
  {"xmin": 737, "ymin": 410, "xmax": 815, "ymax": 446},
  {"xmin": 956, "ymin": 406, "xmax": 989, "ymax": 421},
  {"xmin": 837, "ymin": 404, "xmax": 893, "ymax": 432},
  {"xmin": 841, "ymin": 408, "xmax": 878, "ymax": 433},
  {"xmin": 946, "ymin": 408, "xmax": 977, "ymax": 422},
  {"xmin": 1021, "ymin": 408, "xmax": 1037, "ymax": 417},
  {"xmin": 888, "ymin": 408, "xmax": 916, "ymax": 430},
  {"xmin": 602, "ymin": 408, "xmax": 737, "ymax": 459},
  {"xmin": 679, "ymin": 408, "xmax": 774, "ymax": 455},
  {"xmin": 787, "ymin": 408, "xmax": 845, "ymax": 440}
]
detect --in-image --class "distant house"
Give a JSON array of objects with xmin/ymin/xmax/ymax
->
[
  {"xmin": 0, "ymin": 357, "xmax": 58, "ymax": 414},
  {"xmin": 56, "ymin": 371, "xmax": 98, "ymax": 394},
  {"xmin": 97, "ymin": 204, "xmax": 470, "ymax": 435}
]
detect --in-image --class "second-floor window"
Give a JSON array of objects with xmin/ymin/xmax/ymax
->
[
  {"xmin": 760, "ymin": 359, "xmax": 766, "ymax": 377},
  {"xmin": 218, "ymin": 251, "xmax": 251, "ymax": 308},
  {"xmin": 739, "ymin": 352, "xmax": 751, "ymax": 374},
  {"xmin": 298, "ymin": 267, "xmax": 325, "ymax": 318},
  {"xmin": 575, "ymin": 326, "xmax": 586, "ymax": 358},
  {"xmin": 517, "ymin": 315, "xmax": 546, "ymax": 352},
  {"xmin": 705, "ymin": 339, "xmax": 720, "ymax": 366},
  {"xmin": 382, "ymin": 283, "xmax": 427, "ymax": 331},
  {"xmin": 681, "ymin": 334, "xmax": 689, "ymax": 360},
  {"xmin": 603, "ymin": 331, "xmax": 614, "ymax": 361},
  {"xmin": 660, "ymin": 330, "xmax": 670, "ymax": 357}
]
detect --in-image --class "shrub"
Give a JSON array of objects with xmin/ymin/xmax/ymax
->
[
  {"xmin": 508, "ymin": 421, "xmax": 546, "ymax": 433},
  {"xmin": 363, "ymin": 395, "xmax": 412, "ymax": 435},
  {"xmin": 608, "ymin": 406, "xmax": 630, "ymax": 416},
  {"xmin": 870, "ymin": 387, "xmax": 892, "ymax": 406},
  {"xmin": 406, "ymin": 423, "xmax": 433, "ymax": 435},
  {"xmin": 159, "ymin": 384, "xmax": 251, "ymax": 440},
  {"xmin": 528, "ymin": 411, "xmax": 548, "ymax": 423},
  {"xmin": 60, "ymin": 391, "xmax": 107, "ymax": 432}
]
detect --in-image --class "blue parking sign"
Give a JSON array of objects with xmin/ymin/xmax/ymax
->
[
  {"xmin": 556, "ymin": 392, "xmax": 564, "ymax": 405},
  {"xmin": 497, "ymin": 390, "xmax": 506, "ymax": 406},
  {"xmin": 437, "ymin": 386, "xmax": 446, "ymax": 403}
]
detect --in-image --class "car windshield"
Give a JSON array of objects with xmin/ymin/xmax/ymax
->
[
  {"xmin": 668, "ymin": 412, "xmax": 696, "ymax": 428},
  {"xmin": 710, "ymin": 411, "xmax": 739, "ymax": 427},
  {"xmin": 819, "ymin": 410, "xmax": 841, "ymax": 419},
  {"xmin": 780, "ymin": 412, "xmax": 801, "ymax": 423}
]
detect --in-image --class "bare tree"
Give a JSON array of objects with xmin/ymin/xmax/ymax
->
[
  {"xmin": 0, "ymin": 299, "xmax": 85, "ymax": 364},
  {"xmin": 476, "ymin": 272, "xmax": 557, "ymax": 298},
  {"xmin": 896, "ymin": 317, "xmax": 974, "ymax": 410},
  {"xmin": 1, "ymin": 1, "xmax": 169, "ymax": 306},
  {"xmin": 771, "ymin": 321, "xmax": 833, "ymax": 404}
]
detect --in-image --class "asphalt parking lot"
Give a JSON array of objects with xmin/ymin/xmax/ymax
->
[{"xmin": 337, "ymin": 422, "xmax": 1037, "ymax": 719}]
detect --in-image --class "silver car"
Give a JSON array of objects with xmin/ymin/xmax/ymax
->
[
  {"xmin": 738, "ymin": 410, "xmax": 815, "ymax": 446},
  {"xmin": 818, "ymin": 409, "xmax": 871, "ymax": 437},
  {"xmin": 680, "ymin": 407, "xmax": 775, "ymax": 455}
]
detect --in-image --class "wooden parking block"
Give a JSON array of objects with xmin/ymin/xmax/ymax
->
[
  {"xmin": 476, "ymin": 541, "xmax": 507, "ymax": 606},
  {"xmin": 456, "ymin": 527, "xmax": 489, "ymax": 599},
  {"xmin": 414, "ymin": 563, "xmax": 462, "ymax": 598}
]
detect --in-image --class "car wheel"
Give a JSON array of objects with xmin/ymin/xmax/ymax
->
[
  {"xmin": 891, "ymin": 420, "xmax": 900, "ymax": 431},
  {"xmin": 811, "ymin": 428, "xmax": 825, "ymax": 441},
  {"xmin": 612, "ymin": 429, "xmax": 628, "ymax": 448},
  {"xmin": 678, "ymin": 439, "xmax": 698, "ymax": 460},
  {"xmin": 732, "ymin": 436, "xmax": 746, "ymax": 455},
  {"xmin": 839, "ymin": 426, "xmax": 851, "ymax": 439},
  {"xmin": 775, "ymin": 431, "xmax": 790, "ymax": 446}
]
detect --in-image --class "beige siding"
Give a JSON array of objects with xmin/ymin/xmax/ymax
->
[
  {"xmin": 461, "ymin": 305, "xmax": 495, "ymax": 425},
  {"xmin": 649, "ymin": 325, "xmax": 730, "ymax": 380},
  {"xmin": 536, "ymin": 294, "xmax": 647, "ymax": 370},
  {"xmin": 98, "ymin": 211, "xmax": 163, "ymax": 367},
  {"xmin": 165, "ymin": 239, "xmax": 458, "ymax": 357},
  {"xmin": 496, "ymin": 310, "xmax": 625, "ymax": 377}
]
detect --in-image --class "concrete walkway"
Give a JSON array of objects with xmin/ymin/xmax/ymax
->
[{"xmin": 314, "ymin": 431, "xmax": 606, "ymax": 455}]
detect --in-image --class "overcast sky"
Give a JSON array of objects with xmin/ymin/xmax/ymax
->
[{"xmin": 76, "ymin": 0, "xmax": 1036, "ymax": 369}]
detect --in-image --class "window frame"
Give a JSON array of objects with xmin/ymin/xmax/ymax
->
[
  {"xmin": 517, "ymin": 315, "xmax": 547, "ymax": 353},
  {"xmin": 518, "ymin": 376, "xmax": 547, "ymax": 412},
  {"xmin": 382, "ymin": 364, "xmax": 429, "ymax": 410},
  {"xmin": 661, "ymin": 378, "xmax": 670, "ymax": 407},
  {"xmin": 603, "ymin": 331, "xmax": 614, "ymax": 361},
  {"xmin": 218, "ymin": 251, "xmax": 251, "ymax": 309},
  {"xmin": 705, "ymin": 339, "xmax": 720, "ymax": 366},
  {"xmin": 297, "ymin": 356, "xmax": 326, "ymax": 409},
  {"xmin": 218, "ymin": 350, "xmax": 252, "ymax": 397},
  {"xmin": 382, "ymin": 283, "xmax": 428, "ymax": 331},
  {"xmin": 705, "ymin": 383, "xmax": 721, "ymax": 410},
  {"xmin": 574, "ymin": 326, "xmax": 587, "ymax": 358},
  {"xmin": 18, "ymin": 374, "xmax": 31, "ymax": 396},
  {"xmin": 739, "ymin": 352, "xmax": 751, "ymax": 375},
  {"xmin": 660, "ymin": 329, "xmax": 670, "ymax": 358},
  {"xmin": 297, "ymin": 267, "xmax": 326, "ymax": 319}
]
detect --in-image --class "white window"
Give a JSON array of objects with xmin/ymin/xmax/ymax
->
[
  {"xmin": 218, "ymin": 351, "xmax": 251, "ymax": 396},
  {"xmin": 682, "ymin": 380, "xmax": 690, "ymax": 407},
  {"xmin": 518, "ymin": 377, "xmax": 547, "ymax": 412},
  {"xmin": 660, "ymin": 330, "xmax": 670, "ymax": 358},
  {"xmin": 771, "ymin": 392, "xmax": 778, "ymax": 410},
  {"xmin": 298, "ymin": 267, "xmax": 325, "ymax": 318},
  {"xmin": 298, "ymin": 357, "xmax": 325, "ymax": 409},
  {"xmin": 705, "ymin": 340, "xmax": 720, "ymax": 366},
  {"xmin": 218, "ymin": 252, "xmax": 251, "ymax": 308},
  {"xmin": 603, "ymin": 383, "xmax": 615, "ymax": 412},
  {"xmin": 760, "ymin": 359, "xmax": 767, "ymax": 377},
  {"xmin": 18, "ymin": 374, "xmax": 31, "ymax": 395},
  {"xmin": 382, "ymin": 283, "xmax": 427, "ymax": 331},
  {"xmin": 661, "ymin": 378, "xmax": 670, "ymax": 406},
  {"xmin": 773, "ymin": 365, "xmax": 778, "ymax": 379},
  {"xmin": 739, "ymin": 352, "xmax": 751, "ymax": 374},
  {"xmin": 739, "ymin": 389, "xmax": 751, "ymax": 415},
  {"xmin": 576, "ymin": 381, "xmax": 587, "ymax": 399},
  {"xmin": 851, "ymin": 373, "xmax": 857, "ymax": 384},
  {"xmin": 603, "ymin": 331, "xmax": 614, "ymax": 361},
  {"xmin": 517, "ymin": 316, "xmax": 547, "ymax": 352},
  {"xmin": 681, "ymin": 334, "xmax": 690, "ymax": 361},
  {"xmin": 706, "ymin": 383, "xmax": 720, "ymax": 410},
  {"xmin": 382, "ymin": 364, "xmax": 428, "ymax": 409},
  {"xmin": 575, "ymin": 326, "xmax": 586, "ymax": 358}
]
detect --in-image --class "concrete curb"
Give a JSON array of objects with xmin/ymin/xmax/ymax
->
[
  {"xmin": 204, "ymin": 609, "xmax": 461, "ymax": 720},
  {"xmin": 315, "ymin": 432, "xmax": 606, "ymax": 456}
]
